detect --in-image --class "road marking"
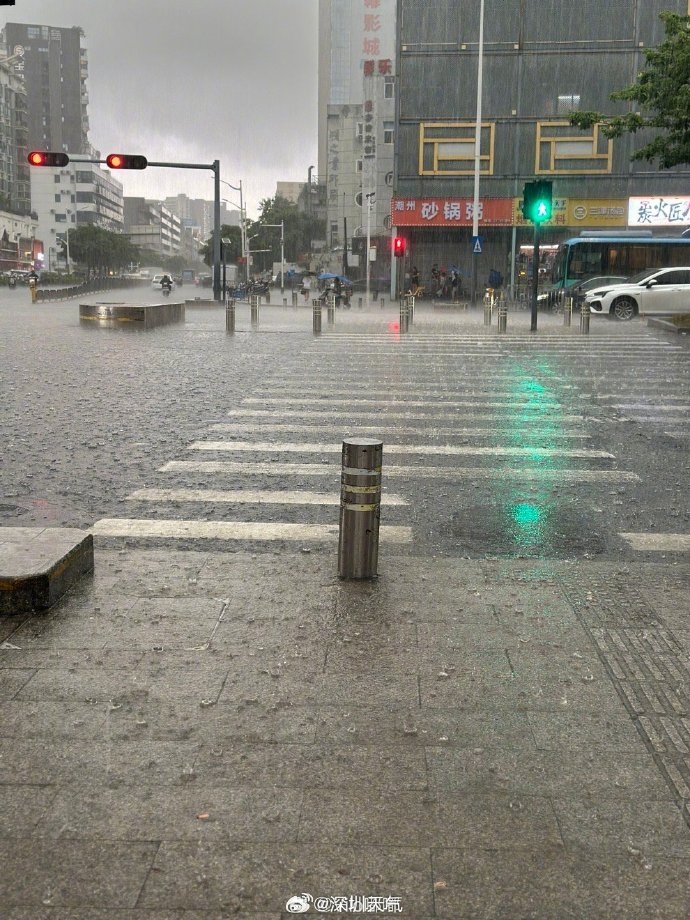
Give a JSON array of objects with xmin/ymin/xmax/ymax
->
[
  {"xmin": 209, "ymin": 423, "xmax": 591, "ymax": 440},
  {"xmin": 159, "ymin": 460, "xmax": 640, "ymax": 482},
  {"xmin": 241, "ymin": 397, "xmax": 566, "ymax": 409},
  {"xmin": 92, "ymin": 518, "xmax": 412, "ymax": 543},
  {"xmin": 126, "ymin": 488, "xmax": 407, "ymax": 506},
  {"xmin": 188, "ymin": 441, "xmax": 615, "ymax": 459},
  {"xmin": 223, "ymin": 409, "xmax": 587, "ymax": 422},
  {"xmin": 619, "ymin": 533, "xmax": 690, "ymax": 552}
]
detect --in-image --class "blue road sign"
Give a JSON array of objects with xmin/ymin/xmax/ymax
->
[{"xmin": 471, "ymin": 235, "xmax": 482, "ymax": 254}]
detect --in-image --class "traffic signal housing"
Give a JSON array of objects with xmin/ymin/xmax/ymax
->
[
  {"xmin": 106, "ymin": 153, "xmax": 148, "ymax": 170},
  {"xmin": 522, "ymin": 180, "xmax": 553, "ymax": 223},
  {"xmin": 393, "ymin": 236, "xmax": 406, "ymax": 258},
  {"xmin": 28, "ymin": 151, "xmax": 69, "ymax": 167}
]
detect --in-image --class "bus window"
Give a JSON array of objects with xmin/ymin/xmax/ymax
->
[{"xmin": 569, "ymin": 243, "xmax": 604, "ymax": 279}]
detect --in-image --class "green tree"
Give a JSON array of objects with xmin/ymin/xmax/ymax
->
[
  {"xmin": 198, "ymin": 224, "xmax": 242, "ymax": 267},
  {"xmin": 60, "ymin": 226, "xmax": 139, "ymax": 274},
  {"xmin": 570, "ymin": 12, "xmax": 690, "ymax": 168}
]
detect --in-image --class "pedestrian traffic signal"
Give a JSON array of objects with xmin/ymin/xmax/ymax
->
[
  {"xmin": 393, "ymin": 237, "xmax": 406, "ymax": 258},
  {"xmin": 27, "ymin": 151, "xmax": 69, "ymax": 167},
  {"xmin": 521, "ymin": 180, "xmax": 553, "ymax": 223},
  {"xmin": 106, "ymin": 153, "xmax": 148, "ymax": 170}
]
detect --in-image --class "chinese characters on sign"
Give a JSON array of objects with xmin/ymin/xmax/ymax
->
[
  {"xmin": 392, "ymin": 197, "xmax": 513, "ymax": 227},
  {"xmin": 628, "ymin": 197, "xmax": 690, "ymax": 227}
]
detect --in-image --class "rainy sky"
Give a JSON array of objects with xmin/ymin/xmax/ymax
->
[{"xmin": 0, "ymin": 0, "xmax": 319, "ymax": 217}]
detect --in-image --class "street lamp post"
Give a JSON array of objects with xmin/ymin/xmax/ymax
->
[
  {"xmin": 221, "ymin": 180, "xmax": 245, "ymax": 283},
  {"xmin": 471, "ymin": 0, "xmax": 486, "ymax": 305},
  {"xmin": 365, "ymin": 192, "xmax": 375, "ymax": 307},
  {"xmin": 262, "ymin": 221, "xmax": 285, "ymax": 294}
]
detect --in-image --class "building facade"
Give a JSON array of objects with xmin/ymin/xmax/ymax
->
[
  {"xmin": 124, "ymin": 198, "xmax": 182, "ymax": 258},
  {"xmin": 393, "ymin": 0, "xmax": 690, "ymax": 294},
  {"xmin": 318, "ymin": 0, "xmax": 396, "ymax": 278}
]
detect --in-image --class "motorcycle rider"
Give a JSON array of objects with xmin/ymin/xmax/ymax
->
[{"xmin": 160, "ymin": 273, "xmax": 173, "ymax": 294}]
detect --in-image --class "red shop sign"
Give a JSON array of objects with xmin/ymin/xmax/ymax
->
[{"xmin": 392, "ymin": 197, "xmax": 514, "ymax": 227}]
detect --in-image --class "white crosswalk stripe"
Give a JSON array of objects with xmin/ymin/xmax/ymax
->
[{"xmin": 92, "ymin": 322, "xmax": 686, "ymax": 554}]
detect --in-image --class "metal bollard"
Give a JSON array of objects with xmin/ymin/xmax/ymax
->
[
  {"xmin": 292, "ymin": 291, "xmax": 298, "ymax": 306},
  {"xmin": 312, "ymin": 300, "xmax": 322, "ymax": 335},
  {"xmin": 564, "ymin": 295, "xmax": 572, "ymax": 327},
  {"xmin": 250, "ymin": 294, "xmax": 259, "ymax": 329},
  {"xmin": 380, "ymin": 297, "xmax": 385, "ymax": 309},
  {"xmin": 283, "ymin": 297, "xmax": 288, "ymax": 307},
  {"xmin": 264, "ymin": 290, "xmax": 270, "ymax": 304},
  {"xmin": 408, "ymin": 293, "xmax": 415, "ymax": 324},
  {"xmin": 483, "ymin": 296, "xmax": 492, "ymax": 326},
  {"xmin": 327, "ymin": 293, "xmax": 336, "ymax": 326},
  {"xmin": 399, "ymin": 297, "xmax": 409, "ymax": 333},
  {"xmin": 225, "ymin": 298, "xmax": 235, "ymax": 334},
  {"xmin": 580, "ymin": 301, "xmax": 590, "ymax": 335},
  {"xmin": 497, "ymin": 302, "xmax": 507, "ymax": 333},
  {"xmin": 358, "ymin": 297, "xmax": 363, "ymax": 309},
  {"xmin": 338, "ymin": 438, "xmax": 382, "ymax": 579}
]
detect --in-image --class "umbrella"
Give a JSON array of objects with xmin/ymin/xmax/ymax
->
[{"xmin": 317, "ymin": 272, "xmax": 338, "ymax": 280}]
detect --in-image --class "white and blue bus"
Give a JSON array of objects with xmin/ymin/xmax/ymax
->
[{"xmin": 551, "ymin": 231, "xmax": 690, "ymax": 290}]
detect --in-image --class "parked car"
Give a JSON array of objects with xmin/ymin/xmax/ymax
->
[
  {"xmin": 585, "ymin": 267, "xmax": 690, "ymax": 320},
  {"xmin": 151, "ymin": 274, "xmax": 175, "ymax": 291}
]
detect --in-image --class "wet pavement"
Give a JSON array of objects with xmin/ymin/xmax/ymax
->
[{"xmin": 0, "ymin": 289, "xmax": 689, "ymax": 917}]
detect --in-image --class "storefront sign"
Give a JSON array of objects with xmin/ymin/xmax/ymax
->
[
  {"xmin": 392, "ymin": 197, "xmax": 513, "ymax": 227},
  {"xmin": 628, "ymin": 197, "xmax": 690, "ymax": 227}
]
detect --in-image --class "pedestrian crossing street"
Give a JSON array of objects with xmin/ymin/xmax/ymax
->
[{"xmin": 92, "ymin": 327, "xmax": 690, "ymax": 556}]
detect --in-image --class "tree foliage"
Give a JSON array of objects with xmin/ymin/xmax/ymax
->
[
  {"xmin": 570, "ymin": 12, "xmax": 690, "ymax": 168},
  {"xmin": 198, "ymin": 225, "xmax": 242, "ymax": 267},
  {"xmin": 60, "ymin": 225, "xmax": 139, "ymax": 273}
]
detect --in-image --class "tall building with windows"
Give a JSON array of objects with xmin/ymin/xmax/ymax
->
[
  {"xmin": 2, "ymin": 22, "xmax": 89, "ymax": 154},
  {"xmin": 393, "ymin": 0, "xmax": 690, "ymax": 293},
  {"xmin": 318, "ymin": 0, "xmax": 396, "ymax": 277}
]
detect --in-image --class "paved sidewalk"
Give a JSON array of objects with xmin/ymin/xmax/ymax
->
[{"xmin": 1, "ymin": 545, "xmax": 690, "ymax": 918}]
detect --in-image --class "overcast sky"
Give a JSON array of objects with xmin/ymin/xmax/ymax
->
[{"xmin": 1, "ymin": 0, "xmax": 319, "ymax": 217}]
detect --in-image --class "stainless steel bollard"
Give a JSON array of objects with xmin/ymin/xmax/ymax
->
[
  {"xmin": 250, "ymin": 294, "xmax": 259, "ymax": 329},
  {"xmin": 497, "ymin": 302, "xmax": 507, "ymax": 333},
  {"xmin": 358, "ymin": 297, "xmax": 363, "ymax": 309},
  {"xmin": 225, "ymin": 298, "xmax": 235, "ymax": 334},
  {"xmin": 292, "ymin": 291, "xmax": 298, "ymax": 306},
  {"xmin": 380, "ymin": 297, "xmax": 385, "ymax": 309},
  {"xmin": 484, "ymin": 296, "xmax": 492, "ymax": 325},
  {"xmin": 399, "ymin": 297, "xmax": 409, "ymax": 333},
  {"xmin": 283, "ymin": 297, "xmax": 288, "ymax": 307},
  {"xmin": 338, "ymin": 438, "xmax": 382, "ymax": 579},
  {"xmin": 313, "ymin": 300, "xmax": 322, "ymax": 335},
  {"xmin": 408, "ymin": 293, "xmax": 415, "ymax": 324},
  {"xmin": 327, "ymin": 293, "xmax": 336, "ymax": 326},
  {"xmin": 264, "ymin": 290, "xmax": 270, "ymax": 304},
  {"xmin": 580, "ymin": 301, "xmax": 590, "ymax": 335},
  {"xmin": 564, "ymin": 295, "xmax": 572, "ymax": 327}
]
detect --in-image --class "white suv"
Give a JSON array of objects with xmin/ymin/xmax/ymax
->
[{"xmin": 585, "ymin": 267, "xmax": 690, "ymax": 320}]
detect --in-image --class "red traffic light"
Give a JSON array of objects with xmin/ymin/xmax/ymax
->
[
  {"xmin": 28, "ymin": 151, "xmax": 69, "ymax": 167},
  {"xmin": 106, "ymin": 153, "xmax": 148, "ymax": 170},
  {"xmin": 393, "ymin": 236, "xmax": 406, "ymax": 258}
]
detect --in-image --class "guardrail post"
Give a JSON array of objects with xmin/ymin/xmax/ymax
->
[
  {"xmin": 312, "ymin": 300, "xmax": 322, "ymax": 335},
  {"xmin": 580, "ymin": 300, "xmax": 590, "ymax": 335},
  {"xmin": 338, "ymin": 437, "xmax": 382, "ymax": 580},
  {"xmin": 225, "ymin": 298, "xmax": 235, "ymax": 334}
]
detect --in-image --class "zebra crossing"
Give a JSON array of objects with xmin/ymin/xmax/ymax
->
[{"xmin": 92, "ymin": 325, "xmax": 689, "ymax": 556}]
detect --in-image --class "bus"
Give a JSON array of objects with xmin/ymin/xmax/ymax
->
[{"xmin": 551, "ymin": 231, "xmax": 690, "ymax": 290}]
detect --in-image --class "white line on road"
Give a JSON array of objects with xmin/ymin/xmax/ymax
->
[
  {"xmin": 92, "ymin": 518, "xmax": 412, "ymax": 543},
  {"xmin": 188, "ymin": 441, "xmax": 615, "ymax": 459},
  {"xmin": 224, "ymin": 409, "xmax": 587, "ymax": 422},
  {"xmin": 241, "ymin": 397, "xmax": 566, "ymax": 409},
  {"xmin": 209, "ymin": 423, "xmax": 591, "ymax": 440},
  {"xmin": 619, "ymin": 533, "xmax": 690, "ymax": 552},
  {"xmin": 159, "ymin": 460, "xmax": 640, "ymax": 481},
  {"xmin": 126, "ymin": 488, "xmax": 408, "ymax": 506}
]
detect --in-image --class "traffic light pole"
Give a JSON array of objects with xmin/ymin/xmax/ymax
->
[
  {"xmin": 530, "ymin": 221, "xmax": 540, "ymax": 332},
  {"xmin": 47, "ymin": 155, "xmax": 223, "ymax": 302}
]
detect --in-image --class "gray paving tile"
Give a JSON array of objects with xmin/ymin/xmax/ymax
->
[
  {"xmin": 527, "ymin": 710, "xmax": 644, "ymax": 750},
  {"xmin": 194, "ymin": 741, "xmax": 428, "ymax": 791},
  {"xmin": 427, "ymin": 747, "xmax": 674, "ymax": 800},
  {"xmin": 0, "ymin": 838, "xmax": 158, "ymax": 908},
  {"xmin": 0, "ymin": 667, "xmax": 35, "ymax": 700},
  {"xmin": 298, "ymin": 789, "xmax": 563, "ymax": 848},
  {"xmin": 315, "ymin": 705, "xmax": 532, "ymax": 748},
  {"xmin": 553, "ymin": 799, "xmax": 690, "ymax": 857},
  {"xmin": 0, "ymin": 700, "xmax": 109, "ymax": 739},
  {"xmin": 0, "ymin": 784, "xmax": 59, "ymax": 835},
  {"xmin": 432, "ymin": 846, "xmax": 585, "ymax": 919},
  {"xmin": 38, "ymin": 785, "xmax": 303, "ymax": 842},
  {"xmin": 138, "ymin": 841, "xmax": 433, "ymax": 914}
]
